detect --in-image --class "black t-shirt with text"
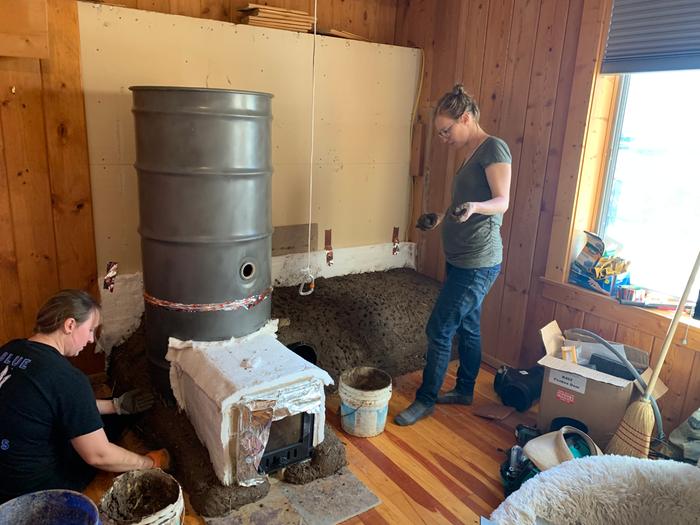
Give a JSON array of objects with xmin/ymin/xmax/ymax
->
[{"xmin": 0, "ymin": 339, "xmax": 103, "ymax": 501}]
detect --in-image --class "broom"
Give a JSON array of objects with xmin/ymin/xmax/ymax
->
[{"xmin": 605, "ymin": 249, "xmax": 700, "ymax": 457}]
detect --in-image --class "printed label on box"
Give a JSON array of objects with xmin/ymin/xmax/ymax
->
[
  {"xmin": 556, "ymin": 389, "xmax": 575, "ymax": 404},
  {"xmin": 548, "ymin": 369, "xmax": 587, "ymax": 394}
]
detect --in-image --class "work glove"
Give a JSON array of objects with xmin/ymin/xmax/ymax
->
[
  {"xmin": 145, "ymin": 448, "xmax": 172, "ymax": 471},
  {"xmin": 113, "ymin": 389, "xmax": 155, "ymax": 415},
  {"xmin": 415, "ymin": 213, "xmax": 439, "ymax": 231}
]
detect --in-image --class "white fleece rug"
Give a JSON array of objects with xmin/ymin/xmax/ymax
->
[{"xmin": 490, "ymin": 455, "xmax": 700, "ymax": 525}]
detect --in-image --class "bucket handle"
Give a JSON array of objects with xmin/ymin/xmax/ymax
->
[{"xmin": 339, "ymin": 401, "xmax": 371, "ymax": 419}]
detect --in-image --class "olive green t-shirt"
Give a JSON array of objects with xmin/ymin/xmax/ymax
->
[{"xmin": 441, "ymin": 136, "xmax": 511, "ymax": 269}]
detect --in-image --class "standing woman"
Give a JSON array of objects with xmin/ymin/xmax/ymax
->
[
  {"xmin": 395, "ymin": 85, "xmax": 511, "ymax": 426},
  {"xmin": 0, "ymin": 290, "xmax": 168, "ymax": 503}
]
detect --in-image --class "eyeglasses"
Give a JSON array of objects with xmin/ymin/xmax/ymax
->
[{"xmin": 437, "ymin": 121, "xmax": 457, "ymax": 138}]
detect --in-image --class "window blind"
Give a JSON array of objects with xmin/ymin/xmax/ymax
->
[{"xmin": 602, "ymin": 0, "xmax": 700, "ymax": 74}]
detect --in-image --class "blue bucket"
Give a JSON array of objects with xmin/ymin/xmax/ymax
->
[{"xmin": 0, "ymin": 489, "xmax": 100, "ymax": 525}]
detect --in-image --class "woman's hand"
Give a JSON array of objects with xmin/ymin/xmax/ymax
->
[
  {"xmin": 416, "ymin": 212, "xmax": 444, "ymax": 231},
  {"xmin": 450, "ymin": 202, "xmax": 474, "ymax": 223}
]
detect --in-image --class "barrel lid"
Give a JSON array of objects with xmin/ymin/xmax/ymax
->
[{"xmin": 129, "ymin": 85, "xmax": 273, "ymax": 97}]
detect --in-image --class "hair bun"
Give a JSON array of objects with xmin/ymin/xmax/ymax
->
[{"xmin": 452, "ymin": 84, "xmax": 465, "ymax": 96}]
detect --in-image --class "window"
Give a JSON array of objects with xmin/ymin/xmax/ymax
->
[{"xmin": 598, "ymin": 69, "xmax": 700, "ymax": 300}]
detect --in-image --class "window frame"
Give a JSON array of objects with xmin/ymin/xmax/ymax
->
[{"xmin": 595, "ymin": 74, "xmax": 629, "ymax": 236}]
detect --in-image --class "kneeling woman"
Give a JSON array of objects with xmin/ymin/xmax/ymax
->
[{"xmin": 0, "ymin": 290, "xmax": 168, "ymax": 503}]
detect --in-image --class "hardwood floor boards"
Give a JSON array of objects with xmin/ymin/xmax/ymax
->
[
  {"xmin": 328, "ymin": 362, "xmax": 537, "ymax": 524},
  {"xmin": 83, "ymin": 361, "xmax": 535, "ymax": 524}
]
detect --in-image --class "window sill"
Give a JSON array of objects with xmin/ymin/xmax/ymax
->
[{"xmin": 539, "ymin": 277, "xmax": 700, "ymax": 352}]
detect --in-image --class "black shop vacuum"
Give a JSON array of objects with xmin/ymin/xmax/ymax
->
[{"xmin": 493, "ymin": 365, "xmax": 544, "ymax": 412}]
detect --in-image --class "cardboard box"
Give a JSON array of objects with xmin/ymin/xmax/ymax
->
[{"xmin": 537, "ymin": 321, "xmax": 666, "ymax": 449}]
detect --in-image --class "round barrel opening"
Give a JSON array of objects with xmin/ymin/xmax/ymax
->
[{"xmin": 240, "ymin": 262, "xmax": 256, "ymax": 280}]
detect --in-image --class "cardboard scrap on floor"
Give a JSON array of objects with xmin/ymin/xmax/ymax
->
[
  {"xmin": 473, "ymin": 402, "xmax": 515, "ymax": 421},
  {"xmin": 204, "ymin": 467, "xmax": 380, "ymax": 525}
]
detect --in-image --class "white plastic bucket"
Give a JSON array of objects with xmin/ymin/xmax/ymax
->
[
  {"xmin": 100, "ymin": 468, "xmax": 184, "ymax": 524},
  {"xmin": 339, "ymin": 366, "xmax": 392, "ymax": 437}
]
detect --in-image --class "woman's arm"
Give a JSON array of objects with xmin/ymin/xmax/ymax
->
[
  {"xmin": 453, "ymin": 162, "xmax": 511, "ymax": 221},
  {"xmin": 96, "ymin": 399, "xmax": 116, "ymax": 415},
  {"xmin": 71, "ymin": 428, "xmax": 154, "ymax": 472}
]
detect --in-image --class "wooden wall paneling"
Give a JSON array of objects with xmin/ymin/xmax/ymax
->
[
  {"xmin": 649, "ymin": 338, "xmax": 695, "ymax": 433},
  {"xmin": 614, "ymin": 323, "xmax": 654, "ymax": 353},
  {"xmin": 519, "ymin": 0, "xmax": 584, "ymax": 367},
  {"xmin": 374, "ymin": 0, "xmax": 400, "ymax": 45},
  {"xmin": 394, "ymin": 0, "xmax": 435, "ymax": 58},
  {"xmin": 553, "ymin": 302, "xmax": 584, "ymax": 331},
  {"xmin": 232, "ymin": 0, "xmax": 400, "ymax": 41},
  {"xmin": 484, "ymin": 0, "xmax": 541, "ymax": 364},
  {"xmin": 518, "ymin": 294, "xmax": 555, "ymax": 367},
  {"xmin": 0, "ymin": 93, "xmax": 24, "ymax": 339},
  {"xmin": 461, "ymin": 0, "xmax": 490, "ymax": 103},
  {"xmin": 475, "ymin": 0, "xmax": 513, "ymax": 134},
  {"xmin": 439, "ymin": 0, "xmax": 489, "ymax": 217},
  {"xmin": 540, "ymin": 278, "xmax": 700, "ymax": 345},
  {"xmin": 419, "ymin": 0, "xmax": 465, "ymax": 282},
  {"xmin": 0, "ymin": 58, "xmax": 60, "ymax": 333},
  {"xmin": 343, "ymin": 0, "xmax": 398, "ymax": 44},
  {"xmin": 170, "ymin": 0, "xmax": 205, "ymax": 17},
  {"xmin": 471, "ymin": 0, "xmax": 513, "ymax": 355},
  {"xmin": 681, "ymin": 351, "xmax": 700, "ymax": 424},
  {"xmin": 440, "ymin": 0, "xmax": 489, "ymax": 257},
  {"xmin": 407, "ymin": 119, "xmax": 424, "ymax": 244},
  {"xmin": 42, "ymin": 0, "xmax": 101, "ymax": 373},
  {"xmin": 330, "ymin": 0, "xmax": 368, "ymax": 40},
  {"xmin": 439, "ymin": 2, "xmax": 470, "ymax": 233},
  {"xmin": 136, "ymin": 0, "xmax": 171, "ymax": 13},
  {"xmin": 0, "ymin": 0, "xmax": 50, "ymax": 59},
  {"xmin": 581, "ymin": 311, "xmax": 616, "ymax": 341},
  {"xmin": 201, "ymin": 0, "xmax": 232, "ymax": 21},
  {"xmin": 41, "ymin": 0, "xmax": 98, "ymax": 294},
  {"xmin": 544, "ymin": 0, "xmax": 609, "ymax": 282},
  {"xmin": 495, "ymin": 0, "xmax": 570, "ymax": 365},
  {"xmin": 394, "ymin": 0, "xmax": 436, "ymax": 261}
]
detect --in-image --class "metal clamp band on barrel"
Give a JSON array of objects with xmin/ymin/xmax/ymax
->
[{"xmin": 144, "ymin": 287, "xmax": 273, "ymax": 312}]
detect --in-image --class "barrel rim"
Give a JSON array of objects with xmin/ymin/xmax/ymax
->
[{"xmin": 129, "ymin": 85, "xmax": 273, "ymax": 98}]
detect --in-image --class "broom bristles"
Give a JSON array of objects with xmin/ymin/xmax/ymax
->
[{"xmin": 605, "ymin": 399, "xmax": 655, "ymax": 457}]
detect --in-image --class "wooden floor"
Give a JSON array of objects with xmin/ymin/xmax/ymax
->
[
  {"xmin": 84, "ymin": 361, "xmax": 535, "ymax": 524},
  {"xmin": 327, "ymin": 362, "xmax": 536, "ymax": 525}
]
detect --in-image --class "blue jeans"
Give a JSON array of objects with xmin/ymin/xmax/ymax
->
[{"xmin": 416, "ymin": 263, "xmax": 500, "ymax": 405}]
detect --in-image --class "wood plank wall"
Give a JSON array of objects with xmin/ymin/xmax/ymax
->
[
  {"xmin": 0, "ymin": 0, "xmax": 401, "ymax": 373},
  {"xmin": 395, "ymin": 0, "xmax": 600, "ymax": 367},
  {"xmin": 395, "ymin": 0, "xmax": 700, "ymax": 432},
  {"xmin": 0, "ymin": 0, "xmax": 100, "ymax": 372},
  {"xmin": 98, "ymin": 0, "xmax": 399, "ymax": 44}
]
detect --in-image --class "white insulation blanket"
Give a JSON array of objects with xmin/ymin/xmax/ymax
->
[{"xmin": 166, "ymin": 322, "xmax": 333, "ymax": 486}]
